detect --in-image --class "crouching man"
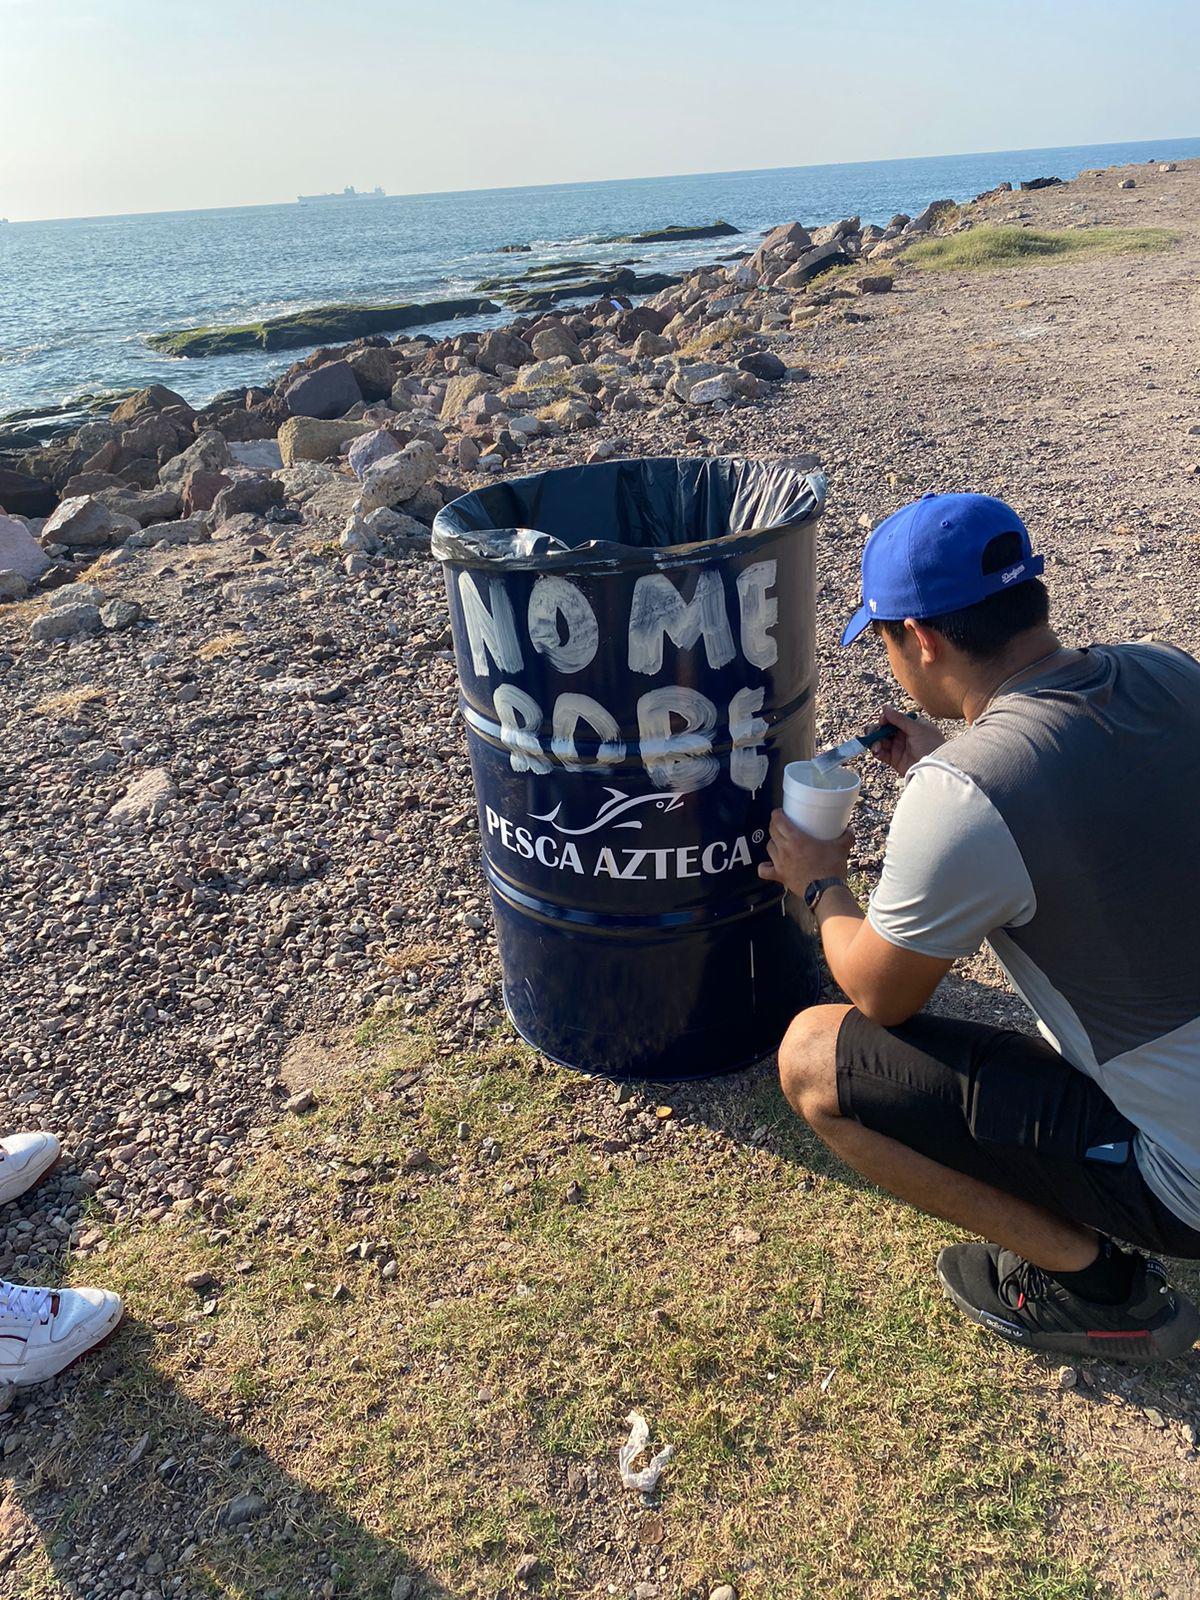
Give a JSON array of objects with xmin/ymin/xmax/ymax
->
[{"xmin": 760, "ymin": 492, "xmax": 1200, "ymax": 1361}]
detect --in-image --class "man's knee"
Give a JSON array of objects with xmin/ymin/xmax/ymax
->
[{"xmin": 778, "ymin": 1003, "xmax": 853, "ymax": 1123}]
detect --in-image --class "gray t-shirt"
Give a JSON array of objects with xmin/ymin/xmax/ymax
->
[{"xmin": 869, "ymin": 643, "xmax": 1200, "ymax": 1231}]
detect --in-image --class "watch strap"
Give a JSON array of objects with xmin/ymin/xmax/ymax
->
[{"xmin": 804, "ymin": 876, "xmax": 845, "ymax": 911}]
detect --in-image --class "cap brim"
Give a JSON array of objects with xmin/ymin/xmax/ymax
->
[{"xmin": 839, "ymin": 605, "xmax": 872, "ymax": 647}]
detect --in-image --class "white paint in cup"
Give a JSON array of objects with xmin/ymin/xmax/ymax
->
[{"xmin": 781, "ymin": 760, "xmax": 861, "ymax": 841}]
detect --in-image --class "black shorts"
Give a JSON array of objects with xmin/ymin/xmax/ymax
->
[{"xmin": 835, "ymin": 1008, "xmax": 1200, "ymax": 1259}]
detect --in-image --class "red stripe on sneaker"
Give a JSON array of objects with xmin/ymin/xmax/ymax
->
[{"xmin": 1086, "ymin": 1329, "xmax": 1150, "ymax": 1339}]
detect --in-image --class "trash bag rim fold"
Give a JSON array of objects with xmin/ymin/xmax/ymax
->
[{"xmin": 431, "ymin": 455, "xmax": 827, "ymax": 572}]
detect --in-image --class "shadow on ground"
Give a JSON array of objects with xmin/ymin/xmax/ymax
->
[{"xmin": 1, "ymin": 1317, "xmax": 454, "ymax": 1599}]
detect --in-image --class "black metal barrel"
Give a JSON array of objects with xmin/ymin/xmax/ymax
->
[{"xmin": 431, "ymin": 456, "xmax": 824, "ymax": 1082}]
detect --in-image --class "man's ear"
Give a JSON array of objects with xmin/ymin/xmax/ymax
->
[{"xmin": 905, "ymin": 617, "xmax": 941, "ymax": 666}]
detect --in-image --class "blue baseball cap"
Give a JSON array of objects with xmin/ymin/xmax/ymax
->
[{"xmin": 840, "ymin": 492, "xmax": 1044, "ymax": 647}]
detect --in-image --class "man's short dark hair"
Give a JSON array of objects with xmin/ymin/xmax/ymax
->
[{"xmin": 876, "ymin": 531, "xmax": 1049, "ymax": 660}]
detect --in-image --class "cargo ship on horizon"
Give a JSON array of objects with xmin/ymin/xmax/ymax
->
[{"xmin": 296, "ymin": 185, "xmax": 386, "ymax": 204}]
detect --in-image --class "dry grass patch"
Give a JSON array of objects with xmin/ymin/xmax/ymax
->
[
  {"xmin": 33, "ymin": 684, "xmax": 106, "ymax": 718},
  {"xmin": 196, "ymin": 630, "xmax": 250, "ymax": 660}
]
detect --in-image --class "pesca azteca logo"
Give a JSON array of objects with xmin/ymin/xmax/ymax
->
[{"xmin": 530, "ymin": 787, "xmax": 685, "ymax": 836}]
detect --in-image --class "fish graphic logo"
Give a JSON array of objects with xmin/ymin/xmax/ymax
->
[{"xmin": 530, "ymin": 788, "xmax": 685, "ymax": 836}]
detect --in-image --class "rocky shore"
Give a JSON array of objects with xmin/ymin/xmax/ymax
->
[{"xmin": 2, "ymin": 155, "xmax": 1199, "ymax": 1597}]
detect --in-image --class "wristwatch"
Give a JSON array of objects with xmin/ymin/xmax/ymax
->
[{"xmin": 804, "ymin": 876, "xmax": 844, "ymax": 912}]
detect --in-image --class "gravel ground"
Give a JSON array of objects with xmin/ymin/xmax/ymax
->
[{"xmin": 2, "ymin": 157, "xmax": 1199, "ymax": 1594}]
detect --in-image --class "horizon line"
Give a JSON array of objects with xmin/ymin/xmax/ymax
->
[{"xmin": 3, "ymin": 131, "xmax": 1197, "ymax": 227}]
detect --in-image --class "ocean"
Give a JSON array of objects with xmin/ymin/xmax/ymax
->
[{"xmin": 2, "ymin": 136, "xmax": 1198, "ymax": 423}]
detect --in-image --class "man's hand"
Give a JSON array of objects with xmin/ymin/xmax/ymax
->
[
  {"xmin": 871, "ymin": 704, "xmax": 945, "ymax": 778},
  {"xmin": 757, "ymin": 810, "xmax": 852, "ymax": 898}
]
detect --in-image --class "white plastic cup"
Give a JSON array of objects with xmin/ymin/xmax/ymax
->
[{"xmin": 781, "ymin": 760, "xmax": 861, "ymax": 841}]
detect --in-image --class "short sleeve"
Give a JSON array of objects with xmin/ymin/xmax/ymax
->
[{"xmin": 867, "ymin": 760, "xmax": 1037, "ymax": 960}]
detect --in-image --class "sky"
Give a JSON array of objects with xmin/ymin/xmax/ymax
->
[{"xmin": 1, "ymin": 0, "xmax": 1198, "ymax": 222}]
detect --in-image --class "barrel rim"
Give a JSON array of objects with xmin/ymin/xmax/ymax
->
[{"xmin": 431, "ymin": 455, "xmax": 827, "ymax": 571}]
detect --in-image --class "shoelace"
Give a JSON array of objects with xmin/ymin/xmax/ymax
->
[
  {"xmin": 0, "ymin": 1281, "xmax": 52, "ymax": 1325},
  {"xmin": 999, "ymin": 1258, "xmax": 1050, "ymax": 1312}
]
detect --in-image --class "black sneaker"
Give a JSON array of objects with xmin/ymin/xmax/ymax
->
[{"xmin": 936, "ymin": 1242, "xmax": 1200, "ymax": 1362}]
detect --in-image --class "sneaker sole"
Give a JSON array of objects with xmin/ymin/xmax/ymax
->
[{"xmin": 937, "ymin": 1260, "xmax": 1200, "ymax": 1364}]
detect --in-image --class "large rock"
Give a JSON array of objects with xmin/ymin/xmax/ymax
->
[
  {"xmin": 118, "ymin": 412, "xmax": 187, "ymax": 462},
  {"xmin": 357, "ymin": 439, "xmax": 438, "ymax": 514},
  {"xmin": 211, "ymin": 476, "xmax": 284, "ymax": 523},
  {"xmin": 0, "ymin": 467, "xmax": 56, "ymax": 518},
  {"xmin": 685, "ymin": 374, "xmax": 735, "ymax": 406},
  {"xmin": 283, "ymin": 360, "xmax": 363, "ymax": 420},
  {"xmin": 0, "ymin": 514, "xmax": 51, "ymax": 582},
  {"xmin": 62, "ymin": 471, "xmax": 127, "ymax": 498},
  {"xmin": 109, "ymin": 385, "xmax": 191, "ymax": 426},
  {"xmin": 440, "ymin": 371, "xmax": 492, "ymax": 421},
  {"xmin": 30, "ymin": 602, "xmax": 102, "ymax": 641},
  {"xmin": 97, "ymin": 487, "xmax": 181, "ymax": 526},
  {"xmin": 277, "ymin": 416, "xmax": 373, "ymax": 466},
  {"xmin": 810, "ymin": 216, "xmax": 860, "ymax": 246},
  {"xmin": 611, "ymin": 305, "xmax": 672, "ymax": 344},
  {"xmin": 760, "ymin": 221, "xmax": 812, "ymax": 254},
  {"xmin": 736, "ymin": 350, "xmax": 786, "ymax": 381},
  {"xmin": 348, "ymin": 346, "xmax": 396, "ymax": 403},
  {"xmin": 347, "ymin": 429, "xmax": 401, "ymax": 480},
  {"xmin": 537, "ymin": 398, "xmax": 597, "ymax": 431},
  {"xmin": 530, "ymin": 325, "xmax": 583, "ymax": 364},
  {"xmin": 126, "ymin": 515, "xmax": 210, "ymax": 549},
  {"xmin": 775, "ymin": 241, "xmax": 852, "ymax": 288},
  {"xmin": 40, "ymin": 496, "xmax": 140, "ymax": 549},
  {"xmin": 181, "ymin": 470, "xmax": 231, "ymax": 515},
  {"xmin": 516, "ymin": 355, "xmax": 574, "ymax": 390},
  {"xmin": 159, "ymin": 430, "xmax": 231, "ymax": 488},
  {"xmin": 228, "ymin": 439, "xmax": 283, "ymax": 471},
  {"xmin": 475, "ymin": 328, "xmax": 534, "ymax": 373}
]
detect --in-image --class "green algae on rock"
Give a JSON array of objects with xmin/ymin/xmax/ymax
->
[{"xmin": 147, "ymin": 297, "xmax": 501, "ymax": 358}]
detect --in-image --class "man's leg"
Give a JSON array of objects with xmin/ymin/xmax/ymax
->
[{"xmin": 778, "ymin": 1003, "xmax": 1099, "ymax": 1270}]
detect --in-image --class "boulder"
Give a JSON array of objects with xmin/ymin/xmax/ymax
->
[
  {"xmin": 736, "ymin": 350, "xmax": 786, "ymax": 381},
  {"xmin": 530, "ymin": 325, "xmax": 583, "ymax": 364},
  {"xmin": 347, "ymin": 346, "xmax": 396, "ymax": 403},
  {"xmin": 0, "ymin": 467, "xmax": 56, "ymax": 518},
  {"xmin": 761, "ymin": 221, "xmax": 813, "ymax": 254},
  {"xmin": 118, "ymin": 412, "xmax": 186, "ymax": 462},
  {"xmin": 611, "ymin": 305, "xmax": 672, "ymax": 344},
  {"xmin": 347, "ymin": 428, "xmax": 401, "ymax": 479},
  {"xmin": 1019, "ymin": 176, "xmax": 1061, "ymax": 191},
  {"xmin": 440, "ymin": 371, "xmax": 493, "ymax": 421},
  {"xmin": 277, "ymin": 416, "xmax": 373, "ymax": 465},
  {"xmin": 357, "ymin": 439, "xmax": 438, "ymax": 513},
  {"xmin": 62, "ymin": 471, "xmax": 127, "ymax": 498},
  {"xmin": 0, "ymin": 514, "xmax": 52, "ymax": 582},
  {"xmin": 464, "ymin": 391, "xmax": 505, "ymax": 420},
  {"xmin": 74, "ymin": 419, "xmax": 118, "ymax": 454},
  {"xmin": 475, "ymin": 328, "xmax": 534, "ymax": 373},
  {"xmin": 40, "ymin": 496, "xmax": 140, "ymax": 549},
  {"xmin": 30, "ymin": 602, "xmax": 103, "ymax": 641},
  {"xmin": 516, "ymin": 355, "xmax": 574, "ymax": 390},
  {"xmin": 775, "ymin": 241, "xmax": 852, "ymax": 288},
  {"xmin": 283, "ymin": 360, "xmax": 363, "ymax": 419},
  {"xmin": 100, "ymin": 597, "xmax": 143, "ymax": 630},
  {"xmin": 228, "ymin": 439, "xmax": 283, "ymax": 471},
  {"xmin": 859, "ymin": 274, "xmax": 894, "ymax": 294},
  {"xmin": 0, "ymin": 570, "xmax": 29, "ymax": 600},
  {"xmin": 631, "ymin": 331, "xmax": 674, "ymax": 360},
  {"xmin": 97, "ymin": 487, "xmax": 181, "ymax": 526},
  {"xmin": 810, "ymin": 216, "xmax": 860, "ymax": 246},
  {"xmin": 537, "ymin": 399, "xmax": 597, "ymax": 431},
  {"xmin": 905, "ymin": 199, "xmax": 955, "ymax": 233},
  {"xmin": 159, "ymin": 430, "xmax": 232, "ymax": 488},
  {"xmin": 362, "ymin": 505, "xmax": 431, "ymax": 546},
  {"xmin": 1118, "ymin": 178, "xmax": 1136, "ymax": 190},
  {"xmin": 109, "ymin": 385, "xmax": 191, "ymax": 426},
  {"xmin": 685, "ymin": 374, "xmax": 735, "ymax": 406},
  {"xmin": 126, "ymin": 515, "xmax": 211, "ymax": 549},
  {"xmin": 181, "ymin": 470, "xmax": 232, "ymax": 515},
  {"xmin": 211, "ymin": 476, "xmax": 285, "ymax": 523}
]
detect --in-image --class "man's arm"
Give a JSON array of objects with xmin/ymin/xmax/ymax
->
[{"xmin": 758, "ymin": 821, "xmax": 952, "ymax": 1026}]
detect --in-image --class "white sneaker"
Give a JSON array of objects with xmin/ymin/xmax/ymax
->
[
  {"xmin": 0, "ymin": 1132, "xmax": 62, "ymax": 1206},
  {"xmin": 0, "ymin": 1281, "xmax": 124, "ymax": 1386}
]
